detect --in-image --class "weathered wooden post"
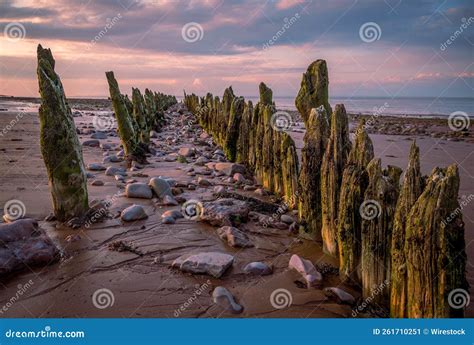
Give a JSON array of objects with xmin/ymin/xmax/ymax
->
[
  {"xmin": 405, "ymin": 164, "xmax": 467, "ymax": 318},
  {"xmin": 36, "ymin": 44, "xmax": 89, "ymax": 222},
  {"xmin": 298, "ymin": 106, "xmax": 329, "ymax": 240},
  {"xmin": 105, "ymin": 71, "xmax": 146, "ymax": 165},
  {"xmin": 321, "ymin": 104, "xmax": 351, "ymax": 255},
  {"xmin": 295, "ymin": 60, "xmax": 332, "ymax": 125},
  {"xmin": 390, "ymin": 141, "xmax": 424, "ymax": 317}
]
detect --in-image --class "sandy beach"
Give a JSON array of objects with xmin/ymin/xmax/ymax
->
[{"xmin": 0, "ymin": 97, "xmax": 472, "ymax": 317}]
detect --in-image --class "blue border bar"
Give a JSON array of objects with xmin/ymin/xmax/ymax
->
[{"xmin": 0, "ymin": 319, "xmax": 473, "ymax": 344}]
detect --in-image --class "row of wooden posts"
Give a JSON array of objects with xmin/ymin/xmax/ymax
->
[{"xmin": 184, "ymin": 60, "xmax": 468, "ymax": 318}]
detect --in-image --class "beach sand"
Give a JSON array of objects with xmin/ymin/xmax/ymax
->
[{"xmin": 0, "ymin": 99, "xmax": 472, "ymax": 317}]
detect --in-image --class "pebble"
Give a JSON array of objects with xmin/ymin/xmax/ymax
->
[
  {"xmin": 243, "ymin": 262, "xmax": 272, "ymax": 276},
  {"xmin": 87, "ymin": 163, "xmax": 106, "ymax": 171},
  {"xmin": 212, "ymin": 286, "xmax": 243, "ymax": 314},
  {"xmin": 120, "ymin": 204, "xmax": 148, "ymax": 222},
  {"xmin": 125, "ymin": 183, "xmax": 153, "ymax": 199}
]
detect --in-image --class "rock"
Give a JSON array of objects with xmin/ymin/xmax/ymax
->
[
  {"xmin": 197, "ymin": 177, "xmax": 212, "ymax": 186},
  {"xmin": 162, "ymin": 210, "xmax": 183, "ymax": 219},
  {"xmin": 162, "ymin": 216, "xmax": 175, "ymax": 224},
  {"xmin": 172, "ymin": 252, "xmax": 234, "ymax": 278},
  {"xmin": 83, "ymin": 139, "xmax": 100, "ymax": 147},
  {"xmin": 243, "ymin": 262, "xmax": 272, "ymax": 276},
  {"xmin": 212, "ymin": 286, "xmax": 243, "ymax": 314},
  {"xmin": 87, "ymin": 163, "xmax": 106, "ymax": 171},
  {"xmin": 125, "ymin": 183, "xmax": 153, "ymax": 199},
  {"xmin": 194, "ymin": 156, "xmax": 209, "ymax": 166},
  {"xmin": 214, "ymin": 163, "xmax": 246, "ymax": 176},
  {"xmin": 91, "ymin": 131, "xmax": 107, "ymax": 139},
  {"xmin": 162, "ymin": 195, "xmax": 178, "ymax": 206},
  {"xmin": 213, "ymin": 185, "xmax": 226, "ymax": 194},
  {"xmin": 109, "ymin": 155, "xmax": 123, "ymax": 163},
  {"xmin": 217, "ymin": 226, "xmax": 252, "ymax": 248},
  {"xmin": 0, "ymin": 219, "xmax": 60, "ymax": 276},
  {"xmin": 288, "ymin": 254, "xmax": 322, "ymax": 288},
  {"xmin": 91, "ymin": 180, "xmax": 104, "ymax": 186},
  {"xmin": 254, "ymin": 188, "xmax": 267, "ymax": 196},
  {"xmin": 100, "ymin": 143, "xmax": 114, "ymax": 150},
  {"xmin": 233, "ymin": 173, "xmax": 245, "ymax": 183},
  {"xmin": 324, "ymin": 287, "xmax": 355, "ymax": 305},
  {"xmin": 120, "ymin": 204, "xmax": 148, "ymax": 221},
  {"xmin": 280, "ymin": 214, "xmax": 294, "ymax": 225},
  {"xmin": 105, "ymin": 166, "xmax": 126, "ymax": 176},
  {"xmin": 148, "ymin": 177, "xmax": 172, "ymax": 198},
  {"xmin": 201, "ymin": 198, "xmax": 250, "ymax": 227},
  {"xmin": 178, "ymin": 147, "xmax": 195, "ymax": 157},
  {"xmin": 243, "ymin": 185, "xmax": 256, "ymax": 191},
  {"xmin": 115, "ymin": 174, "xmax": 125, "ymax": 182}
]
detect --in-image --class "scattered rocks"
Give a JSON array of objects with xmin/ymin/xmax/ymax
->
[
  {"xmin": 288, "ymin": 254, "xmax": 322, "ymax": 288},
  {"xmin": 125, "ymin": 183, "xmax": 153, "ymax": 199},
  {"xmin": 120, "ymin": 204, "xmax": 148, "ymax": 221},
  {"xmin": 172, "ymin": 252, "xmax": 234, "ymax": 278},
  {"xmin": 212, "ymin": 286, "xmax": 243, "ymax": 314},
  {"xmin": 217, "ymin": 226, "xmax": 253, "ymax": 248}
]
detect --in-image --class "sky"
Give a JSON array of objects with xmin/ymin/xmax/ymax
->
[{"xmin": 0, "ymin": 0, "xmax": 473, "ymax": 99}]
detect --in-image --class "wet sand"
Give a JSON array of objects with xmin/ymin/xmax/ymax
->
[{"xmin": 0, "ymin": 100, "xmax": 472, "ymax": 317}]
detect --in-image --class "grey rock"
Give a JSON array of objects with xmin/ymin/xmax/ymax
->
[
  {"xmin": 214, "ymin": 163, "xmax": 246, "ymax": 176},
  {"xmin": 162, "ymin": 210, "xmax": 183, "ymax": 219},
  {"xmin": 149, "ymin": 177, "xmax": 172, "ymax": 198},
  {"xmin": 125, "ymin": 183, "xmax": 153, "ymax": 199},
  {"xmin": 91, "ymin": 132, "xmax": 107, "ymax": 139},
  {"xmin": 162, "ymin": 195, "xmax": 178, "ymax": 206},
  {"xmin": 217, "ymin": 226, "xmax": 252, "ymax": 248},
  {"xmin": 91, "ymin": 180, "xmax": 104, "ymax": 186},
  {"xmin": 288, "ymin": 254, "xmax": 322, "ymax": 288},
  {"xmin": 82, "ymin": 139, "xmax": 100, "ymax": 147},
  {"xmin": 243, "ymin": 262, "xmax": 272, "ymax": 276},
  {"xmin": 105, "ymin": 166, "xmax": 126, "ymax": 176},
  {"xmin": 120, "ymin": 204, "xmax": 148, "ymax": 221},
  {"xmin": 161, "ymin": 216, "xmax": 176, "ymax": 224},
  {"xmin": 172, "ymin": 252, "xmax": 234, "ymax": 278},
  {"xmin": 201, "ymin": 198, "xmax": 250, "ymax": 227},
  {"xmin": 280, "ymin": 214, "xmax": 294, "ymax": 224},
  {"xmin": 324, "ymin": 287, "xmax": 356, "ymax": 305},
  {"xmin": 87, "ymin": 163, "xmax": 106, "ymax": 171},
  {"xmin": 212, "ymin": 286, "xmax": 243, "ymax": 314}
]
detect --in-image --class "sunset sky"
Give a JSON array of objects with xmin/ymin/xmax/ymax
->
[{"xmin": 0, "ymin": 0, "xmax": 473, "ymax": 99}]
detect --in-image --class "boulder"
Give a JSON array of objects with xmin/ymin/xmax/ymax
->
[
  {"xmin": 120, "ymin": 204, "xmax": 148, "ymax": 221},
  {"xmin": 125, "ymin": 183, "xmax": 153, "ymax": 199},
  {"xmin": 288, "ymin": 254, "xmax": 322, "ymax": 288},
  {"xmin": 148, "ymin": 177, "xmax": 172, "ymax": 198},
  {"xmin": 172, "ymin": 252, "xmax": 234, "ymax": 278},
  {"xmin": 217, "ymin": 226, "xmax": 252, "ymax": 248},
  {"xmin": 243, "ymin": 262, "xmax": 272, "ymax": 276}
]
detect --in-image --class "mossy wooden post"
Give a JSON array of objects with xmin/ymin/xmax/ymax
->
[
  {"xmin": 36, "ymin": 44, "xmax": 89, "ymax": 222},
  {"xmin": 406, "ymin": 164, "xmax": 467, "ymax": 318},
  {"xmin": 361, "ymin": 158, "xmax": 402, "ymax": 305},
  {"xmin": 321, "ymin": 104, "xmax": 351, "ymax": 256},
  {"xmin": 224, "ymin": 97, "xmax": 244, "ymax": 162},
  {"xmin": 281, "ymin": 132, "xmax": 299, "ymax": 209},
  {"xmin": 221, "ymin": 87, "xmax": 235, "ymax": 145},
  {"xmin": 237, "ymin": 100, "xmax": 253, "ymax": 164},
  {"xmin": 390, "ymin": 141, "xmax": 424, "ymax": 318},
  {"xmin": 298, "ymin": 106, "xmax": 329, "ymax": 240},
  {"xmin": 259, "ymin": 82, "xmax": 273, "ymax": 105},
  {"xmin": 106, "ymin": 71, "xmax": 146, "ymax": 165},
  {"xmin": 295, "ymin": 60, "xmax": 332, "ymax": 125},
  {"xmin": 132, "ymin": 87, "xmax": 149, "ymax": 146},
  {"xmin": 337, "ymin": 122, "xmax": 374, "ymax": 284}
]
